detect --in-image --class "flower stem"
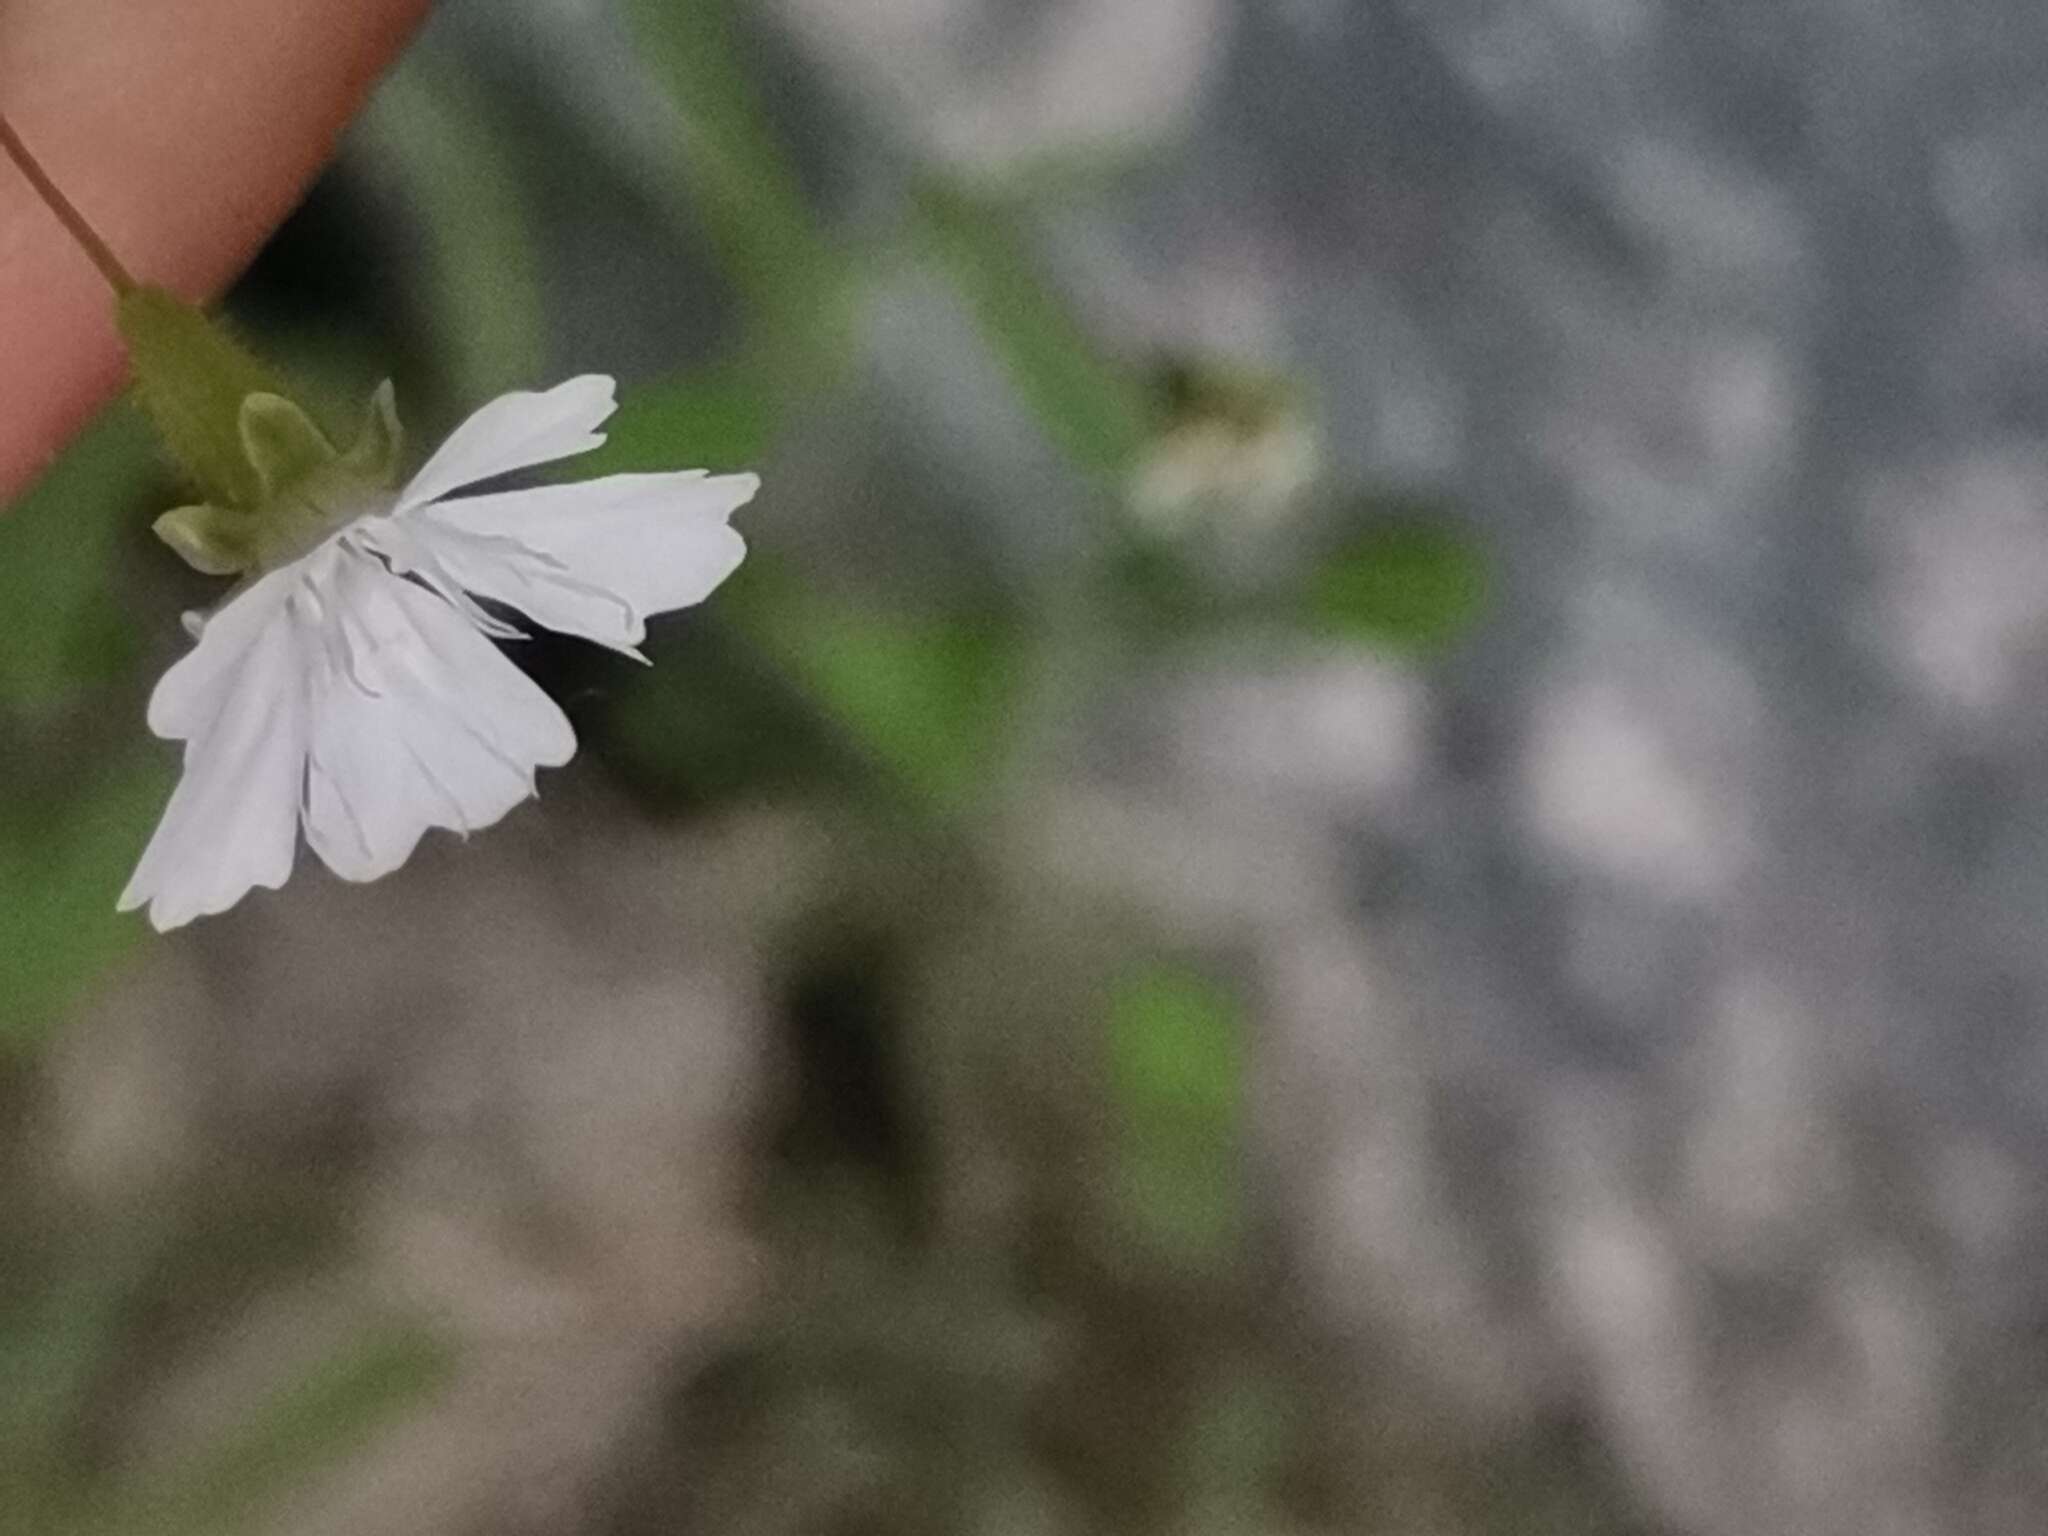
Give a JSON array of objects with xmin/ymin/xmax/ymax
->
[{"xmin": 0, "ymin": 109, "xmax": 134, "ymax": 294}]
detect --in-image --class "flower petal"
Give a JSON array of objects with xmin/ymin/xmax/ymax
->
[
  {"xmin": 301, "ymin": 550, "xmax": 576, "ymax": 884},
  {"xmin": 144, "ymin": 562, "xmax": 305, "ymax": 740},
  {"xmin": 119, "ymin": 587, "xmax": 310, "ymax": 930},
  {"xmin": 394, "ymin": 375, "xmax": 617, "ymax": 513},
  {"xmin": 404, "ymin": 471, "xmax": 755, "ymax": 652}
]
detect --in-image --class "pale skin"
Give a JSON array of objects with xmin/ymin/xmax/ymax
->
[{"xmin": 0, "ymin": 0, "xmax": 432, "ymax": 506}]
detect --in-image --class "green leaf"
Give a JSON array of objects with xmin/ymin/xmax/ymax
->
[
  {"xmin": 1306, "ymin": 516, "xmax": 1488, "ymax": 651},
  {"xmin": 915, "ymin": 182, "xmax": 1153, "ymax": 482}
]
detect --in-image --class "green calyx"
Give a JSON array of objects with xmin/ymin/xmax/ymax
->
[{"xmin": 117, "ymin": 287, "xmax": 404, "ymax": 575}]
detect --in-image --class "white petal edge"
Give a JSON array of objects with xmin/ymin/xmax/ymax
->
[
  {"xmin": 119, "ymin": 585, "xmax": 311, "ymax": 930},
  {"xmin": 394, "ymin": 375, "xmax": 618, "ymax": 513},
  {"xmin": 401, "ymin": 470, "xmax": 755, "ymax": 653},
  {"xmin": 145, "ymin": 562, "xmax": 306, "ymax": 741}
]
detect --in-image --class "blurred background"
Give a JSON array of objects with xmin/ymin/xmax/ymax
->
[{"xmin": 8, "ymin": 0, "xmax": 2048, "ymax": 1530}]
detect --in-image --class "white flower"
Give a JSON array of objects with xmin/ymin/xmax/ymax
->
[{"xmin": 119, "ymin": 375, "xmax": 756, "ymax": 931}]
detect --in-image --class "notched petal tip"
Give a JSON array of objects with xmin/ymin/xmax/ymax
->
[
  {"xmin": 556, "ymin": 373, "xmax": 619, "ymax": 415},
  {"xmin": 396, "ymin": 374, "xmax": 623, "ymax": 512}
]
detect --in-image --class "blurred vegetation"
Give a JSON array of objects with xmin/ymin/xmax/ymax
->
[{"xmin": 0, "ymin": 2, "xmax": 1580, "ymax": 1533}]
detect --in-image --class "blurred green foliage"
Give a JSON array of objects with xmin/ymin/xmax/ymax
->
[
  {"xmin": 1106, "ymin": 963, "xmax": 1243, "ymax": 1262},
  {"xmin": 0, "ymin": 411, "xmax": 149, "ymax": 716},
  {"xmin": 0, "ymin": 411, "xmax": 166, "ymax": 1055},
  {"xmin": 0, "ymin": 1315, "xmax": 447, "ymax": 1536},
  {"xmin": 579, "ymin": 364, "xmax": 777, "ymax": 476},
  {"xmin": 355, "ymin": 61, "xmax": 547, "ymax": 402},
  {"xmin": 0, "ymin": 1168, "xmax": 446, "ymax": 1536},
  {"xmin": 916, "ymin": 182, "xmax": 1156, "ymax": 483},
  {"xmin": 0, "ymin": 754, "xmax": 169, "ymax": 1057},
  {"xmin": 752, "ymin": 588, "xmax": 1020, "ymax": 809},
  {"xmin": 1310, "ymin": 511, "xmax": 1489, "ymax": 652},
  {"xmin": 622, "ymin": 0, "xmax": 846, "ymax": 354},
  {"xmin": 142, "ymin": 1327, "xmax": 450, "ymax": 1536}
]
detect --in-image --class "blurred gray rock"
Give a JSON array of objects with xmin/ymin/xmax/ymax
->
[{"xmin": 1059, "ymin": 2, "xmax": 2048, "ymax": 1531}]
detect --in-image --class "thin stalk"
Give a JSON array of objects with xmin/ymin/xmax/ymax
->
[{"xmin": 0, "ymin": 110, "xmax": 133, "ymax": 293}]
